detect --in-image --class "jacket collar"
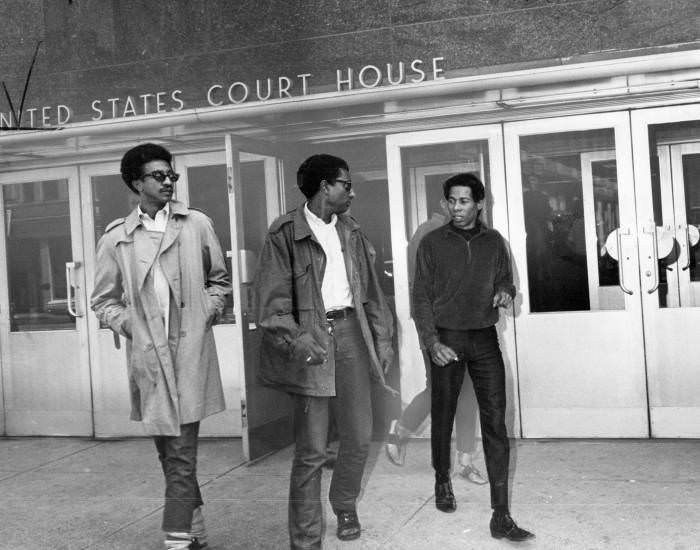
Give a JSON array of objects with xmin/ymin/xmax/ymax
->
[
  {"xmin": 292, "ymin": 202, "xmax": 360, "ymax": 241},
  {"xmin": 443, "ymin": 218, "xmax": 487, "ymax": 238},
  {"xmin": 124, "ymin": 200, "xmax": 189, "ymax": 236}
]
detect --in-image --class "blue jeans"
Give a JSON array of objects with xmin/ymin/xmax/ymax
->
[
  {"xmin": 289, "ymin": 312, "xmax": 372, "ymax": 550},
  {"xmin": 153, "ymin": 422, "xmax": 203, "ymax": 532},
  {"xmin": 430, "ymin": 326, "xmax": 509, "ymax": 509}
]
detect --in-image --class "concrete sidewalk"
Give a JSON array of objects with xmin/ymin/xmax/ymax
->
[{"xmin": 1, "ymin": 437, "xmax": 698, "ymax": 550}]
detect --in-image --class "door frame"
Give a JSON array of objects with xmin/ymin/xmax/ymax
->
[
  {"xmin": 632, "ymin": 103, "xmax": 700, "ymax": 436},
  {"xmin": 0, "ymin": 165, "xmax": 93, "ymax": 435},
  {"xmin": 504, "ymin": 111, "xmax": 649, "ymax": 437},
  {"xmin": 385, "ymin": 124, "xmax": 520, "ymax": 436}
]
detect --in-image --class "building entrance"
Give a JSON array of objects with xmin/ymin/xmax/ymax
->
[{"xmin": 387, "ymin": 108, "xmax": 700, "ymax": 438}]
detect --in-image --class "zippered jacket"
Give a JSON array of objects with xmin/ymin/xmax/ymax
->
[
  {"xmin": 412, "ymin": 220, "xmax": 515, "ymax": 349},
  {"xmin": 254, "ymin": 204, "xmax": 395, "ymax": 396}
]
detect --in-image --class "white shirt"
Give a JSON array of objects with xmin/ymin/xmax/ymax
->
[
  {"xmin": 138, "ymin": 202, "xmax": 171, "ymax": 335},
  {"xmin": 304, "ymin": 203, "xmax": 353, "ymax": 312}
]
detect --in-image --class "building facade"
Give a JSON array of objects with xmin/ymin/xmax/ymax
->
[{"xmin": 1, "ymin": 1, "xmax": 700, "ymax": 457}]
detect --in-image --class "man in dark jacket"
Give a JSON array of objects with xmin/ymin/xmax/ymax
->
[
  {"xmin": 254, "ymin": 154, "xmax": 394, "ymax": 549},
  {"xmin": 412, "ymin": 172, "xmax": 534, "ymax": 542}
]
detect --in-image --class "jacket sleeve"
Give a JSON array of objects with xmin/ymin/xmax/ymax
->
[
  {"xmin": 494, "ymin": 233, "xmax": 516, "ymax": 298},
  {"xmin": 201, "ymin": 215, "xmax": 232, "ymax": 322},
  {"xmin": 90, "ymin": 234, "xmax": 130, "ymax": 337},
  {"xmin": 411, "ymin": 237, "xmax": 439, "ymax": 349},
  {"xmin": 254, "ymin": 229, "xmax": 304, "ymax": 351},
  {"xmin": 360, "ymin": 235, "xmax": 394, "ymax": 368}
]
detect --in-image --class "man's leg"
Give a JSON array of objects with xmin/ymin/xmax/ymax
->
[
  {"xmin": 385, "ymin": 349, "xmax": 431, "ymax": 465},
  {"xmin": 467, "ymin": 327, "xmax": 534, "ymax": 541},
  {"xmin": 328, "ymin": 314, "xmax": 372, "ymax": 540},
  {"xmin": 431, "ymin": 328, "xmax": 467, "ymax": 512},
  {"xmin": 455, "ymin": 374, "xmax": 487, "ymax": 484},
  {"xmin": 289, "ymin": 394, "xmax": 329, "ymax": 550},
  {"xmin": 154, "ymin": 422, "xmax": 205, "ymax": 549}
]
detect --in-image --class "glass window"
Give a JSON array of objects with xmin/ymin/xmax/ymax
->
[
  {"xmin": 648, "ymin": 120, "xmax": 700, "ymax": 308},
  {"xmin": 4, "ymin": 180, "xmax": 75, "ymax": 331},
  {"xmin": 186, "ymin": 164, "xmax": 235, "ymax": 323},
  {"xmin": 520, "ymin": 129, "xmax": 622, "ymax": 312}
]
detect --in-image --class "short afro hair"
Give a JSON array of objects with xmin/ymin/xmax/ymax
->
[
  {"xmin": 443, "ymin": 172, "xmax": 485, "ymax": 202},
  {"xmin": 297, "ymin": 154, "xmax": 349, "ymax": 199},
  {"xmin": 120, "ymin": 143, "xmax": 172, "ymax": 193}
]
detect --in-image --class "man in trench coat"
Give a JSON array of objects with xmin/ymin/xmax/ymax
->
[{"xmin": 91, "ymin": 143, "xmax": 231, "ymax": 550}]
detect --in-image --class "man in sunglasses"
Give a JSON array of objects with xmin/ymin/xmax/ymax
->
[
  {"xmin": 91, "ymin": 143, "xmax": 231, "ymax": 550},
  {"xmin": 255, "ymin": 154, "xmax": 394, "ymax": 549}
]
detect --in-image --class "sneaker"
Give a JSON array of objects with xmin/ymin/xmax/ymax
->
[
  {"xmin": 384, "ymin": 419, "xmax": 408, "ymax": 466},
  {"xmin": 459, "ymin": 463, "xmax": 488, "ymax": 485}
]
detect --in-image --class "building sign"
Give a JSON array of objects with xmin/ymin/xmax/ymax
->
[{"xmin": 0, "ymin": 57, "xmax": 445, "ymax": 129}]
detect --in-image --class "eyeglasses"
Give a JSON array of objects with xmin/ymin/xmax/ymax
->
[
  {"xmin": 140, "ymin": 170, "xmax": 180, "ymax": 183},
  {"xmin": 334, "ymin": 178, "xmax": 352, "ymax": 192}
]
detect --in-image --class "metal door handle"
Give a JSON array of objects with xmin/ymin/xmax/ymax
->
[
  {"xmin": 615, "ymin": 229, "xmax": 633, "ymax": 295},
  {"xmin": 65, "ymin": 261, "xmax": 83, "ymax": 317},
  {"xmin": 682, "ymin": 225, "xmax": 692, "ymax": 271},
  {"xmin": 642, "ymin": 225, "xmax": 660, "ymax": 294}
]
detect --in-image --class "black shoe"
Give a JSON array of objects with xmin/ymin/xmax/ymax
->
[
  {"xmin": 435, "ymin": 480, "xmax": 457, "ymax": 512},
  {"xmin": 490, "ymin": 513, "xmax": 535, "ymax": 542},
  {"xmin": 189, "ymin": 538, "xmax": 209, "ymax": 550},
  {"xmin": 336, "ymin": 510, "xmax": 361, "ymax": 541}
]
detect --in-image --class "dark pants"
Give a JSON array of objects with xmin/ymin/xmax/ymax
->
[
  {"xmin": 153, "ymin": 422, "xmax": 203, "ymax": 532},
  {"xmin": 289, "ymin": 312, "xmax": 372, "ymax": 550},
  {"xmin": 431, "ymin": 326, "xmax": 509, "ymax": 509}
]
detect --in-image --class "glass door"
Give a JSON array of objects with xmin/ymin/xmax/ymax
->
[
  {"xmin": 225, "ymin": 136, "xmax": 293, "ymax": 460},
  {"xmin": 386, "ymin": 125, "xmax": 521, "ymax": 437},
  {"xmin": 504, "ymin": 112, "xmax": 648, "ymax": 437},
  {"xmin": 632, "ymin": 105, "xmax": 700, "ymax": 437},
  {"xmin": 0, "ymin": 167, "xmax": 92, "ymax": 435},
  {"xmin": 80, "ymin": 162, "xmax": 142, "ymax": 436}
]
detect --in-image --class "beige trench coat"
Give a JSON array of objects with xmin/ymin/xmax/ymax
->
[{"xmin": 91, "ymin": 200, "xmax": 231, "ymax": 436}]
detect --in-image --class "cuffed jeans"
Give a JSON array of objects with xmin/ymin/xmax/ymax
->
[
  {"xmin": 289, "ymin": 312, "xmax": 372, "ymax": 550},
  {"xmin": 153, "ymin": 422, "xmax": 203, "ymax": 532},
  {"xmin": 431, "ymin": 326, "xmax": 509, "ymax": 509}
]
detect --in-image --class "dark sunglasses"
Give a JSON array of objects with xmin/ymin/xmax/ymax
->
[
  {"xmin": 140, "ymin": 170, "xmax": 180, "ymax": 183},
  {"xmin": 333, "ymin": 178, "xmax": 352, "ymax": 192}
]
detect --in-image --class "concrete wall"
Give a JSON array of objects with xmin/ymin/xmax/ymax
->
[{"xmin": 0, "ymin": 0, "xmax": 699, "ymax": 123}]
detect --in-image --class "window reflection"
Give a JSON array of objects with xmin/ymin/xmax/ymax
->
[
  {"xmin": 4, "ymin": 180, "xmax": 75, "ymax": 331},
  {"xmin": 521, "ymin": 129, "xmax": 622, "ymax": 312}
]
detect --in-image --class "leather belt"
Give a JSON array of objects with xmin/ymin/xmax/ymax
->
[{"xmin": 326, "ymin": 307, "xmax": 354, "ymax": 321}]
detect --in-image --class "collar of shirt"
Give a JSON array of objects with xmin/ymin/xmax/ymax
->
[
  {"xmin": 137, "ymin": 202, "xmax": 170, "ymax": 232},
  {"xmin": 304, "ymin": 202, "xmax": 337, "ymax": 232}
]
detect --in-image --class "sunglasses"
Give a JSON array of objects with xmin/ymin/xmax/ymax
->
[{"xmin": 140, "ymin": 170, "xmax": 180, "ymax": 183}]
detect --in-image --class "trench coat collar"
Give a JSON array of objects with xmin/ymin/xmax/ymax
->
[
  {"xmin": 292, "ymin": 202, "xmax": 360, "ymax": 242},
  {"xmin": 124, "ymin": 199, "xmax": 189, "ymax": 236}
]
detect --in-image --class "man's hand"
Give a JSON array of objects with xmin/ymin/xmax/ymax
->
[
  {"xmin": 291, "ymin": 332, "xmax": 327, "ymax": 365},
  {"xmin": 492, "ymin": 290, "xmax": 513, "ymax": 308},
  {"xmin": 430, "ymin": 341, "xmax": 459, "ymax": 367}
]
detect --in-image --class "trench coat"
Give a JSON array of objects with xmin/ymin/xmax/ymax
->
[
  {"xmin": 91, "ymin": 200, "xmax": 232, "ymax": 436},
  {"xmin": 254, "ymin": 204, "xmax": 395, "ymax": 396}
]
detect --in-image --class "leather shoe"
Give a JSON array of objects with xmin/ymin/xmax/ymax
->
[
  {"xmin": 435, "ymin": 480, "xmax": 457, "ymax": 512},
  {"xmin": 490, "ymin": 513, "xmax": 535, "ymax": 541},
  {"xmin": 336, "ymin": 510, "xmax": 361, "ymax": 541}
]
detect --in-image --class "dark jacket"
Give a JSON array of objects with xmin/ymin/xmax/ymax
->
[
  {"xmin": 254, "ymin": 204, "xmax": 394, "ymax": 396},
  {"xmin": 412, "ymin": 220, "xmax": 515, "ymax": 349}
]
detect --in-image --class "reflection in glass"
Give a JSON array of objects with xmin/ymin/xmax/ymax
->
[
  {"xmin": 4, "ymin": 180, "xmax": 75, "ymax": 331},
  {"xmin": 520, "ymin": 129, "xmax": 622, "ymax": 313},
  {"xmin": 648, "ymin": 120, "xmax": 700, "ymax": 308},
  {"xmin": 187, "ymin": 164, "xmax": 235, "ymax": 323}
]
